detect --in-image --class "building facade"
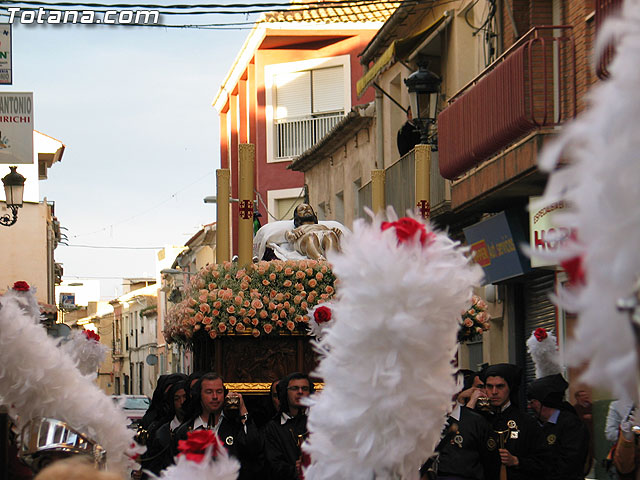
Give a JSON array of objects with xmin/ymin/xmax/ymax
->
[{"xmin": 212, "ymin": 3, "xmax": 398, "ymax": 254}]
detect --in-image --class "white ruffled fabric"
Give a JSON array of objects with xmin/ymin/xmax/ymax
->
[
  {"xmin": 0, "ymin": 288, "xmax": 137, "ymax": 474},
  {"xmin": 151, "ymin": 441, "xmax": 240, "ymax": 480},
  {"xmin": 58, "ymin": 330, "xmax": 109, "ymax": 377},
  {"xmin": 526, "ymin": 330, "xmax": 562, "ymax": 378},
  {"xmin": 303, "ymin": 208, "xmax": 484, "ymax": 480},
  {"xmin": 535, "ymin": 0, "xmax": 640, "ymax": 402}
]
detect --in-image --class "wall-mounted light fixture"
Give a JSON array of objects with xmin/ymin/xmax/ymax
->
[{"xmin": 1, "ymin": 166, "xmax": 26, "ymax": 227}]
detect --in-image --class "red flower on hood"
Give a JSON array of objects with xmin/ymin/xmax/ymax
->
[
  {"xmin": 534, "ymin": 327, "xmax": 548, "ymax": 342},
  {"xmin": 381, "ymin": 217, "xmax": 435, "ymax": 247},
  {"xmin": 83, "ymin": 330, "xmax": 101, "ymax": 342},
  {"xmin": 178, "ymin": 429, "xmax": 221, "ymax": 463},
  {"xmin": 12, "ymin": 281, "xmax": 30, "ymax": 291},
  {"xmin": 313, "ymin": 306, "xmax": 332, "ymax": 324}
]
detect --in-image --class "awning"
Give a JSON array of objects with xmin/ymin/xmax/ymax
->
[{"xmin": 356, "ymin": 11, "xmax": 452, "ymax": 97}]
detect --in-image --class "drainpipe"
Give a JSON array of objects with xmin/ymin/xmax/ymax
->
[{"xmin": 375, "ymin": 90, "xmax": 384, "ymax": 169}]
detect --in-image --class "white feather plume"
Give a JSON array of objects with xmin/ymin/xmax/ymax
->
[
  {"xmin": 58, "ymin": 330, "xmax": 109, "ymax": 377},
  {"xmin": 535, "ymin": 0, "xmax": 640, "ymax": 402},
  {"xmin": 526, "ymin": 329, "xmax": 562, "ymax": 378},
  {"xmin": 151, "ymin": 439, "xmax": 240, "ymax": 480},
  {"xmin": 0, "ymin": 288, "xmax": 137, "ymax": 474},
  {"xmin": 303, "ymin": 208, "xmax": 484, "ymax": 480}
]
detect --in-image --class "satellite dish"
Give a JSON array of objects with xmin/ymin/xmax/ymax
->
[{"xmin": 146, "ymin": 354, "xmax": 158, "ymax": 366}]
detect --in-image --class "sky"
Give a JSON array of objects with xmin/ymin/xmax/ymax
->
[{"xmin": 6, "ymin": 6, "xmax": 259, "ymax": 299}]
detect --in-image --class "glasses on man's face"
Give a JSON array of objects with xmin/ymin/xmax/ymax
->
[{"xmin": 287, "ymin": 386, "xmax": 310, "ymax": 392}]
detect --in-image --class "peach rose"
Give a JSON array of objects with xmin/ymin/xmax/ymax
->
[
  {"xmin": 243, "ymin": 318, "xmax": 250, "ymax": 325},
  {"xmin": 295, "ymin": 271, "xmax": 305, "ymax": 280},
  {"xmin": 286, "ymin": 320, "xmax": 296, "ymax": 331},
  {"xmin": 252, "ymin": 318, "xmax": 260, "ymax": 326},
  {"xmin": 276, "ymin": 293, "xmax": 284, "ymax": 302},
  {"xmin": 268, "ymin": 302, "xmax": 276, "ymax": 311},
  {"xmin": 227, "ymin": 306, "xmax": 236, "ymax": 314},
  {"xmin": 271, "ymin": 313, "xmax": 279, "ymax": 322},
  {"xmin": 308, "ymin": 279, "xmax": 317, "ymax": 288},
  {"xmin": 262, "ymin": 279, "xmax": 270, "ymax": 286},
  {"xmin": 205, "ymin": 325, "xmax": 212, "ymax": 331},
  {"xmin": 252, "ymin": 329, "xmax": 260, "ymax": 338},
  {"xmin": 463, "ymin": 318, "xmax": 473, "ymax": 328},
  {"xmin": 276, "ymin": 320, "xmax": 284, "ymax": 328},
  {"xmin": 263, "ymin": 324, "xmax": 273, "ymax": 334},
  {"xmin": 194, "ymin": 312, "xmax": 204, "ymax": 322},
  {"xmin": 293, "ymin": 296, "xmax": 302, "ymax": 305},
  {"xmin": 194, "ymin": 324, "xmax": 201, "ymax": 331},
  {"xmin": 283, "ymin": 280, "xmax": 293, "ymax": 288},
  {"xmin": 235, "ymin": 296, "xmax": 243, "ymax": 306},
  {"xmin": 269, "ymin": 273, "xmax": 276, "ymax": 281},
  {"xmin": 259, "ymin": 310, "xmax": 268, "ymax": 319},
  {"xmin": 236, "ymin": 269, "xmax": 246, "ymax": 279},
  {"xmin": 247, "ymin": 308, "xmax": 256, "ymax": 317},
  {"xmin": 218, "ymin": 323, "xmax": 227, "ymax": 333},
  {"xmin": 306, "ymin": 268, "xmax": 313, "ymax": 276},
  {"xmin": 198, "ymin": 294, "xmax": 208, "ymax": 303},
  {"xmin": 289, "ymin": 307, "xmax": 295, "ymax": 314},
  {"xmin": 188, "ymin": 298, "xmax": 197, "ymax": 307},
  {"xmin": 325, "ymin": 286, "xmax": 334, "ymax": 294},
  {"xmin": 212, "ymin": 309, "xmax": 220, "ymax": 317},
  {"xmin": 243, "ymin": 300, "xmax": 250, "ymax": 307},
  {"xmin": 301, "ymin": 302, "xmax": 308, "ymax": 310},
  {"xmin": 229, "ymin": 317, "xmax": 237, "ymax": 326},
  {"xmin": 280, "ymin": 310, "xmax": 287, "ymax": 319},
  {"xmin": 295, "ymin": 283, "xmax": 304, "ymax": 291},
  {"xmin": 199, "ymin": 303, "xmax": 211, "ymax": 313},
  {"xmin": 263, "ymin": 295, "xmax": 269, "ymax": 303},
  {"xmin": 251, "ymin": 299, "xmax": 263, "ymax": 309},
  {"xmin": 214, "ymin": 301, "xmax": 222, "ymax": 310},
  {"xmin": 209, "ymin": 330, "xmax": 217, "ymax": 339},
  {"xmin": 202, "ymin": 317, "xmax": 212, "ymax": 325},
  {"xmin": 208, "ymin": 283, "xmax": 217, "ymax": 290},
  {"xmin": 284, "ymin": 268, "xmax": 294, "ymax": 276},
  {"xmin": 236, "ymin": 323, "xmax": 245, "ymax": 332},
  {"xmin": 315, "ymin": 272, "xmax": 324, "ymax": 281}
]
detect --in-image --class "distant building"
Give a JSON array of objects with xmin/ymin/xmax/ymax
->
[{"xmin": 0, "ymin": 130, "xmax": 65, "ymax": 320}]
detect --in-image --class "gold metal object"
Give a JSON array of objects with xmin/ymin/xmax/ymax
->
[
  {"xmin": 476, "ymin": 396, "xmax": 491, "ymax": 412},
  {"xmin": 19, "ymin": 417, "xmax": 106, "ymax": 472},
  {"xmin": 224, "ymin": 395, "xmax": 240, "ymax": 410},
  {"xmin": 224, "ymin": 382, "xmax": 324, "ymax": 394}
]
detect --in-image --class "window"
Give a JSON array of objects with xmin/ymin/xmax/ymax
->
[
  {"xmin": 334, "ymin": 191, "xmax": 344, "ymax": 224},
  {"xmin": 352, "ymin": 179, "xmax": 361, "ymax": 219},
  {"xmin": 267, "ymin": 187, "xmax": 306, "ymax": 223},
  {"xmin": 266, "ymin": 55, "xmax": 351, "ymax": 162}
]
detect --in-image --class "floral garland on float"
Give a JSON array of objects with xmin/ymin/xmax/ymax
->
[
  {"xmin": 457, "ymin": 294, "xmax": 491, "ymax": 343},
  {"xmin": 164, "ymin": 259, "xmax": 336, "ymax": 344}
]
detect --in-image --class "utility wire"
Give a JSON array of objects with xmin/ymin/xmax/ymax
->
[
  {"xmin": 70, "ymin": 170, "xmax": 213, "ymax": 239},
  {"xmin": 61, "ymin": 244, "xmax": 164, "ymax": 249}
]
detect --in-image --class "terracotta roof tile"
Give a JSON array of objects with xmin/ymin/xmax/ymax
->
[{"xmin": 260, "ymin": 1, "xmax": 399, "ymax": 24}]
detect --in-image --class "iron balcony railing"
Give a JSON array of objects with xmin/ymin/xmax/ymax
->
[
  {"xmin": 438, "ymin": 26, "xmax": 576, "ymax": 180},
  {"xmin": 275, "ymin": 113, "xmax": 344, "ymax": 159}
]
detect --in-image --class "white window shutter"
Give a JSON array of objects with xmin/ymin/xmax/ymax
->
[
  {"xmin": 312, "ymin": 66, "xmax": 344, "ymax": 114},
  {"xmin": 275, "ymin": 71, "xmax": 311, "ymax": 119}
]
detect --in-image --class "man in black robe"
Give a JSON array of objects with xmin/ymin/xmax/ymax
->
[
  {"xmin": 264, "ymin": 372, "xmax": 314, "ymax": 479},
  {"xmin": 173, "ymin": 372, "xmax": 262, "ymax": 479},
  {"xmin": 481, "ymin": 364, "xmax": 549, "ymax": 480},
  {"xmin": 421, "ymin": 369, "xmax": 493, "ymax": 480},
  {"xmin": 527, "ymin": 374, "xmax": 590, "ymax": 480}
]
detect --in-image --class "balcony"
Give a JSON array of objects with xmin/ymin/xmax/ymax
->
[
  {"xmin": 438, "ymin": 26, "xmax": 576, "ymax": 180},
  {"xmin": 275, "ymin": 113, "xmax": 344, "ymax": 160}
]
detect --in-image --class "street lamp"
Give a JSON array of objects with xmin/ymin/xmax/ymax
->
[
  {"xmin": 404, "ymin": 61, "xmax": 442, "ymax": 145},
  {"xmin": 1, "ymin": 166, "xmax": 26, "ymax": 227}
]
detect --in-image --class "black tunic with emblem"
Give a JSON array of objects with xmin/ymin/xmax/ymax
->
[
  {"xmin": 541, "ymin": 405, "xmax": 590, "ymax": 480},
  {"xmin": 173, "ymin": 414, "xmax": 263, "ymax": 480},
  {"xmin": 434, "ymin": 405, "xmax": 493, "ymax": 480},
  {"xmin": 264, "ymin": 413, "xmax": 308, "ymax": 480},
  {"xmin": 484, "ymin": 405, "xmax": 550, "ymax": 480}
]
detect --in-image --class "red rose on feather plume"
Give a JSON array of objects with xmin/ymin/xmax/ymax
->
[
  {"xmin": 178, "ymin": 429, "xmax": 221, "ymax": 463},
  {"xmin": 12, "ymin": 281, "xmax": 30, "ymax": 291},
  {"xmin": 534, "ymin": 328, "xmax": 548, "ymax": 342},
  {"xmin": 381, "ymin": 217, "xmax": 435, "ymax": 247},
  {"xmin": 83, "ymin": 330, "xmax": 100, "ymax": 342},
  {"xmin": 314, "ymin": 306, "xmax": 332, "ymax": 324}
]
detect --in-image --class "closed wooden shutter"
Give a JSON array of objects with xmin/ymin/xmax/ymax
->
[
  {"xmin": 275, "ymin": 71, "xmax": 311, "ymax": 119},
  {"xmin": 312, "ymin": 66, "xmax": 344, "ymax": 114},
  {"xmin": 523, "ymin": 271, "xmax": 557, "ymax": 386}
]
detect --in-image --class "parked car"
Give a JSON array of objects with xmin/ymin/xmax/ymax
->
[{"xmin": 111, "ymin": 395, "xmax": 150, "ymax": 429}]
